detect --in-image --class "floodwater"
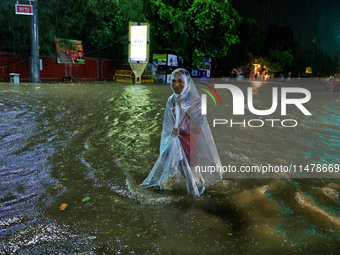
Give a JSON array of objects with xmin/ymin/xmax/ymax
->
[{"xmin": 0, "ymin": 79, "xmax": 339, "ymax": 254}]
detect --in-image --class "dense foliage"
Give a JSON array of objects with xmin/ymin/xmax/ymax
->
[
  {"xmin": 0, "ymin": 0, "xmax": 145, "ymax": 58},
  {"xmin": 0, "ymin": 0, "xmax": 239, "ymax": 66},
  {"xmin": 0, "ymin": 0, "xmax": 338, "ymax": 76},
  {"xmin": 147, "ymin": 0, "xmax": 239, "ymax": 67}
]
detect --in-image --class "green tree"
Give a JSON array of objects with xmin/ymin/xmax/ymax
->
[
  {"xmin": 147, "ymin": 0, "xmax": 239, "ymax": 68},
  {"xmin": 221, "ymin": 17, "xmax": 264, "ymax": 72},
  {"xmin": 0, "ymin": 0, "xmax": 146, "ymax": 58},
  {"xmin": 0, "ymin": 0, "xmax": 31, "ymax": 54},
  {"xmin": 266, "ymin": 49, "xmax": 293, "ymax": 73}
]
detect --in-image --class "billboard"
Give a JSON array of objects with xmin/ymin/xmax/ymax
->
[
  {"xmin": 129, "ymin": 24, "xmax": 149, "ymax": 62},
  {"xmin": 167, "ymin": 54, "xmax": 178, "ymax": 67},
  {"xmin": 153, "ymin": 54, "xmax": 167, "ymax": 65},
  {"xmin": 55, "ymin": 39, "xmax": 85, "ymax": 64},
  {"xmin": 128, "ymin": 22, "xmax": 150, "ymax": 83}
]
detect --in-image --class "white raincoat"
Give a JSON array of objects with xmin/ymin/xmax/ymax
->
[{"xmin": 141, "ymin": 68, "xmax": 222, "ymax": 197}]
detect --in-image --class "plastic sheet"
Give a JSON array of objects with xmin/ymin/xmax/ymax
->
[{"xmin": 141, "ymin": 68, "xmax": 222, "ymax": 196}]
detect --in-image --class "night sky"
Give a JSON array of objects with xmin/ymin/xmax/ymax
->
[{"xmin": 232, "ymin": 0, "xmax": 340, "ymax": 57}]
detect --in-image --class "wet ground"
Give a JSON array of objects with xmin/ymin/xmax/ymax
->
[{"xmin": 0, "ymin": 79, "xmax": 339, "ymax": 254}]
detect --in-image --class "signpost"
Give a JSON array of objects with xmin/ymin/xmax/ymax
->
[
  {"xmin": 15, "ymin": 1, "xmax": 40, "ymax": 83},
  {"xmin": 30, "ymin": 0, "xmax": 40, "ymax": 83},
  {"xmin": 15, "ymin": 4, "xmax": 33, "ymax": 15},
  {"xmin": 128, "ymin": 22, "xmax": 150, "ymax": 83}
]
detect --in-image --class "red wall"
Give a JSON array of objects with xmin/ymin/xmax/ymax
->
[{"xmin": 0, "ymin": 52, "xmax": 125, "ymax": 81}]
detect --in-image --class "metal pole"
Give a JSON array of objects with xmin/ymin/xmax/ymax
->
[{"xmin": 30, "ymin": 0, "xmax": 40, "ymax": 83}]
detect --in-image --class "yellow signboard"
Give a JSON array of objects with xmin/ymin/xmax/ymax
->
[{"xmin": 153, "ymin": 54, "xmax": 167, "ymax": 65}]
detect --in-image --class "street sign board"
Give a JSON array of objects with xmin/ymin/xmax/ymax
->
[
  {"xmin": 15, "ymin": 4, "xmax": 33, "ymax": 15},
  {"xmin": 129, "ymin": 22, "xmax": 149, "ymax": 63},
  {"xmin": 128, "ymin": 22, "xmax": 150, "ymax": 83}
]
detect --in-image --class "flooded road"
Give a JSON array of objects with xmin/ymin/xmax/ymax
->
[{"xmin": 0, "ymin": 80, "xmax": 339, "ymax": 254}]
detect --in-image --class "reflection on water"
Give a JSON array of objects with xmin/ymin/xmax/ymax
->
[{"xmin": 0, "ymin": 80, "xmax": 339, "ymax": 254}]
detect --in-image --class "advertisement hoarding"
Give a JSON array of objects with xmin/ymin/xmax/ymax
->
[
  {"xmin": 55, "ymin": 39, "xmax": 85, "ymax": 64},
  {"xmin": 167, "ymin": 54, "xmax": 178, "ymax": 67},
  {"xmin": 129, "ymin": 25, "xmax": 148, "ymax": 62},
  {"xmin": 153, "ymin": 54, "xmax": 167, "ymax": 65},
  {"xmin": 128, "ymin": 22, "xmax": 150, "ymax": 83}
]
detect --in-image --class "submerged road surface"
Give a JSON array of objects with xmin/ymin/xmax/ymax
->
[{"xmin": 0, "ymin": 80, "xmax": 339, "ymax": 254}]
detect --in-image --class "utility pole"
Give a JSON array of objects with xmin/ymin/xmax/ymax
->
[{"xmin": 30, "ymin": 0, "xmax": 40, "ymax": 83}]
